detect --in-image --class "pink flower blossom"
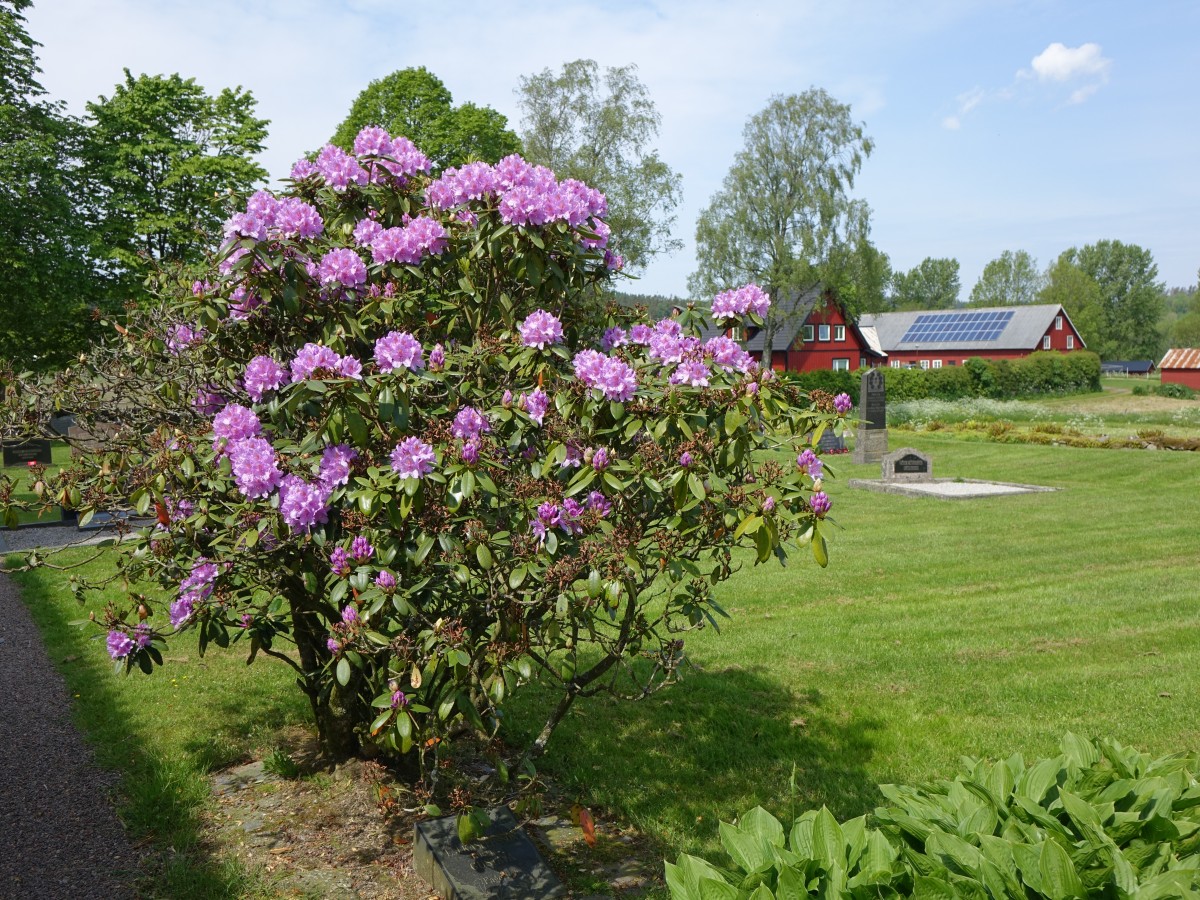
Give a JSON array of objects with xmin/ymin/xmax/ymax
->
[
  {"xmin": 228, "ymin": 437, "xmax": 282, "ymax": 499},
  {"xmin": 107, "ymin": 630, "xmax": 134, "ymax": 659},
  {"xmin": 279, "ymin": 475, "xmax": 332, "ymax": 533},
  {"xmin": 319, "ymin": 444, "xmax": 358, "ymax": 487},
  {"xmin": 374, "ymin": 331, "xmax": 424, "ymax": 372},
  {"xmin": 522, "ymin": 388, "xmax": 550, "ymax": 425},
  {"xmin": 317, "ymin": 248, "xmax": 367, "ymax": 288},
  {"xmin": 519, "ymin": 310, "xmax": 564, "ymax": 349},
  {"xmin": 244, "ymin": 355, "xmax": 287, "ymax": 401},
  {"xmin": 711, "ymin": 284, "xmax": 771, "ymax": 319}
]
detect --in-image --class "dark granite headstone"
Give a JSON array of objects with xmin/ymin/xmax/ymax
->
[
  {"xmin": 413, "ymin": 806, "xmax": 565, "ymax": 899},
  {"xmin": 816, "ymin": 429, "xmax": 846, "ymax": 453},
  {"xmin": 882, "ymin": 447, "xmax": 933, "ymax": 483},
  {"xmin": 852, "ymin": 368, "xmax": 888, "ymax": 464},
  {"xmin": 3, "ymin": 439, "xmax": 53, "ymax": 466}
]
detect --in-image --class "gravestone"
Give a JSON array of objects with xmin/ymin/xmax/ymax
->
[
  {"xmin": 816, "ymin": 429, "xmax": 846, "ymax": 453},
  {"xmin": 851, "ymin": 368, "xmax": 888, "ymax": 464},
  {"xmin": 882, "ymin": 447, "xmax": 932, "ymax": 483},
  {"xmin": 2, "ymin": 439, "xmax": 53, "ymax": 466},
  {"xmin": 413, "ymin": 805, "xmax": 565, "ymax": 899}
]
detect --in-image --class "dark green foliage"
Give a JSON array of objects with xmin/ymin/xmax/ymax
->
[
  {"xmin": 330, "ymin": 67, "xmax": 520, "ymax": 169},
  {"xmin": 1133, "ymin": 382, "xmax": 1197, "ymax": 400},
  {"xmin": 668, "ymin": 734, "xmax": 1200, "ymax": 899},
  {"xmin": 83, "ymin": 70, "xmax": 269, "ymax": 305},
  {"xmin": 890, "ymin": 257, "xmax": 961, "ymax": 311},
  {"xmin": 778, "ymin": 370, "xmax": 859, "ymax": 405},
  {"xmin": 1056, "ymin": 242, "xmax": 1165, "ymax": 360},
  {"xmin": 883, "ymin": 353, "xmax": 1101, "ymax": 402},
  {"xmin": 0, "ymin": 0, "xmax": 107, "ymax": 368}
]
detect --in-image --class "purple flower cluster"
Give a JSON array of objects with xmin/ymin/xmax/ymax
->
[
  {"xmin": 374, "ymin": 331, "xmax": 424, "ymax": 373},
  {"xmin": 223, "ymin": 192, "xmax": 324, "ymax": 244},
  {"xmin": 451, "ymin": 407, "xmax": 490, "ymax": 442},
  {"xmin": 315, "ymin": 144, "xmax": 368, "ymax": 191},
  {"xmin": 705, "ymin": 336, "xmax": 755, "ymax": 373},
  {"xmin": 669, "ymin": 360, "xmax": 711, "ymax": 387},
  {"xmin": 317, "ymin": 248, "xmax": 367, "ymax": 288},
  {"xmin": 600, "ymin": 326, "xmax": 627, "ymax": 352},
  {"xmin": 166, "ymin": 322, "xmax": 204, "ymax": 354},
  {"xmin": 429, "ymin": 344, "xmax": 445, "ymax": 370},
  {"xmin": 274, "ymin": 197, "xmax": 324, "ymax": 239},
  {"xmin": 711, "ymin": 284, "xmax": 771, "ymax": 319},
  {"xmin": 353, "ymin": 217, "xmax": 382, "ymax": 246},
  {"xmin": 228, "ymin": 437, "xmax": 283, "ymax": 498},
  {"xmin": 529, "ymin": 492, "xmax": 611, "ymax": 543},
  {"xmin": 350, "ymin": 128, "xmax": 431, "ymax": 180},
  {"xmin": 229, "ymin": 286, "xmax": 263, "ymax": 321},
  {"xmin": 809, "ymin": 491, "xmax": 832, "ymax": 516},
  {"xmin": 519, "ymin": 309, "xmax": 564, "ymax": 349},
  {"xmin": 834, "ymin": 392, "xmax": 853, "ymax": 414},
  {"xmin": 351, "ymin": 535, "xmax": 374, "ymax": 561},
  {"xmin": 796, "ymin": 449, "xmax": 823, "ymax": 480},
  {"xmin": 279, "ymin": 475, "xmax": 331, "ymax": 533},
  {"xmin": 319, "ymin": 444, "xmax": 358, "ymax": 487},
  {"xmin": 244, "ymin": 355, "xmax": 288, "ymax": 402},
  {"xmin": 342, "ymin": 605, "xmax": 359, "ymax": 624},
  {"xmin": 390, "ymin": 437, "xmax": 436, "ymax": 479},
  {"xmin": 171, "ymin": 559, "xmax": 219, "ymax": 627},
  {"xmin": 107, "ymin": 630, "xmax": 134, "ymax": 659},
  {"xmin": 521, "ymin": 389, "xmax": 550, "ymax": 425},
  {"xmin": 330, "ymin": 546, "xmax": 351, "ymax": 576},
  {"xmin": 426, "ymin": 154, "xmax": 608, "ymax": 236},
  {"xmin": 212, "ymin": 404, "xmax": 261, "ymax": 450},
  {"xmin": 370, "ymin": 216, "xmax": 448, "ymax": 265},
  {"xmin": 591, "ymin": 447, "xmax": 609, "ymax": 470},
  {"xmin": 572, "ymin": 351, "xmax": 638, "ymax": 402},
  {"xmin": 679, "ymin": 451, "xmax": 694, "ymax": 468},
  {"xmin": 375, "ymin": 570, "xmax": 396, "ymax": 591},
  {"xmin": 290, "ymin": 343, "xmax": 362, "ymax": 381}
]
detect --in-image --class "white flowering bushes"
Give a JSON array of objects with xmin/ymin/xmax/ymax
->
[{"xmin": 9, "ymin": 129, "xmax": 851, "ymax": 765}]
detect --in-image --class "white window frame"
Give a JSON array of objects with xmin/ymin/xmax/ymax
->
[
  {"xmin": 818, "ymin": 324, "xmax": 831, "ymax": 341},
  {"xmin": 890, "ymin": 359, "xmax": 901, "ymax": 368},
  {"xmin": 860, "ymin": 356, "xmax": 867, "ymax": 368},
  {"xmin": 802, "ymin": 324, "xmax": 814, "ymax": 342},
  {"xmin": 832, "ymin": 358, "xmax": 849, "ymax": 372},
  {"xmin": 1055, "ymin": 315, "xmax": 1063, "ymax": 331},
  {"xmin": 834, "ymin": 325, "xmax": 846, "ymax": 341},
  {"xmin": 1066, "ymin": 335, "xmax": 1074, "ymax": 349},
  {"xmin": 1043, "ymin": 335, "xmax": 1051, "ymax": 350},
  {"xmin": 932, "ymin": 359, "xmax": 943, "ymax": 369},
  {"xmin": 919, "ymin": 359, "xmax": 930, "ymax": 370}
]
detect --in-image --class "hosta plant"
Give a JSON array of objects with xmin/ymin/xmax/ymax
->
[
  {"xmin": 668, "ymin": 734, "xmax": 1200, "ymax": 899},
  {"xmin": 1, "ymin": 128, "xmax": 850, "ymax": 767}
]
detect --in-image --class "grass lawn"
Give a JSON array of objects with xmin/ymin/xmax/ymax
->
[
  {"xmin": 2, "ymin": 440, "xmax": 72, "ymax": 525},
  {"xmin": 9, "ymin": 549, "xmax": 310, "ymax": 899},
  {"xmin": 8, "ymin": 425, "xmax": 1200, "ymax": 887}
]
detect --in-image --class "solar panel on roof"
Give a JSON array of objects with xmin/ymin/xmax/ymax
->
[{"xmin": 899, "ymin": 309, "xmax": 1015, "ymax": 344}]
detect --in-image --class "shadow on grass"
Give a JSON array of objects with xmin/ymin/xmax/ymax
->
[
  {"xmin": 505, "ymin": 660, "xmax": 882, "ymax": 857},
  {"xmin": 12, "ymin": 558, "xmax": 309, "ymax": 899}
]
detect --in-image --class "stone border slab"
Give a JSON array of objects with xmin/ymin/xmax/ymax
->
[
  {"xmin": 414, "ymin": 805, "xmax": 566, "ymax": 899},
  {"xmin": 848, "ymin": 477, "xmax": 1058, "ymax": 500}
]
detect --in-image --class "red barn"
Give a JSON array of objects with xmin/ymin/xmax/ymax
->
[
  {"xmin": 1159, "ymin": 348, "xmax": 1200, "ymax": 389},
  {"xmin": 857, "ymin": 303, "xmax": 1086, "ymax": 369},
  {"xmin": 715, "ymin": 287, "xmax": 887, "ymax": 372}
]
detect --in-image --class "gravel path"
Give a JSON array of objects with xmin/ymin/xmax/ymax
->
[{"xmin": 0, "ymin": 547, "xmax": 141, "ymax": 897}]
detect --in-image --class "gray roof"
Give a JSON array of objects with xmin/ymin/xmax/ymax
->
[{"xmin": 858, "ymin": 304, "xmax": 1082, "ymax": 352}]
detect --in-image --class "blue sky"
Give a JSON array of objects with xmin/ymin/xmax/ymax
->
[{"xmin": 25, "ymin": 1, "xmax": 1200, "ymax": 300}]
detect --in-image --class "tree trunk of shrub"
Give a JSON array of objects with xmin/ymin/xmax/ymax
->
[{"xmin": 289, "ymin": 592, "xmax": 363, "ymax": 763}]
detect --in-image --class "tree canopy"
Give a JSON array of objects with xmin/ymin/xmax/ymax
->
[
  {"xmin": 516, "ymin": 59, "xmax": 682, "ymax": 274},
  {"xmin": 890, "ymin": 257, "xmax": 961, "ymax": 310},
  {"xmin": 83, "ymin": 70, "xmax": 269, "ymax": 304},
  {"xmin": 1053, "ymin": 240, "xmax": 1164, "ymax": 359},
  {"xmin": 967, "ymin": 250, "xmax": 1045, "ymax": 307},
  {"xmin": 331, "ymin": 67, "xmax": 520, "ymax": 170},
  {"xmin": 689, "ymin": 88, "xmax": 875, "ymax": 367},
  {"xmin": 0, "ymin": 0, "xmax": 106, "ymax": 368}
]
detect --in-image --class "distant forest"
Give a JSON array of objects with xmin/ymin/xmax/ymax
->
[{"xmin": 611, "ymin": 291, "xmax": 687, "ymax": 321}]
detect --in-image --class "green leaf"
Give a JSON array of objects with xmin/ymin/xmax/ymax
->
[
  {"xmin": 335, "ymin": 657, "xmax": 351, "ymax": 686},
  {"xmin": 475, "ymin": 543, "xmax": 493, "ymax": 570},
  {"xmin": 1039, "ymin": 839, "xmax": 1086, "ymax": 899},
  {"xmin": 811, "ymin": 531, "xmax": 828, "ymax": 567},
  {"xmin": 1061, "ymin": 732, "xmax": 1101, "ymax": 768},
  {"xmin": 740, "ymin": 807, "xmax": 785, "ymax": 848},
  {"xmin": 508, "ymin": 565, "xmax": 527, "ymax": 589},
  {"xmin": 734, "ymin": 515, "xmax": 762, "ymax": 540},
  {"xmin": 696, "ymin": 877, "xmax": 738, "ymax": 900},
  {"xmin": 912, "ymin": 875, "xmax": 960, "ymax": 900},
  {"xmin": 688, "ymin": 473, "xmax": 707, "ymax": 501},
  {"xmin": 720, "ymin": 821, "xmax": 772, "ymax": 874},
  {"xmin": 811, "ymin": 807, "xmax": 846, "ymax": 870}
]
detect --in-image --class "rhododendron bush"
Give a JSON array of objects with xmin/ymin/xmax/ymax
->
[{"xmin": 2, "ymin": 128, "xmax": 850, "ymax": 765}]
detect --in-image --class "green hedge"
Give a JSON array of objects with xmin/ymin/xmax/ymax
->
[
  {"xmin": 780, "ymin": 353, "xmax": 1100, "ymax": 405},
  {"xmin": 667, "ymin": 733, "xmax": 1200, "ymax": 900},
  {"xmin": 884, "ymin": 352, "xmax": 1101, "ymax": 402}
]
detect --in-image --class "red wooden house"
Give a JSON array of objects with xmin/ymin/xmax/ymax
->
[
  {"xmin": 712, "ymin": 287, "xmax": 887, "ymax": 373},
  {"xmin": 1159, "ymin": 348, "xmax": 1200, "ymax": 389},
  {"xmin": 857, "ymin": 303, "xmax": 1086, "ymax": 369}
]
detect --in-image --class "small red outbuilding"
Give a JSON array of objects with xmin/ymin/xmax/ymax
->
[{"xmin": 1159, "ymin": 348, "xmax": 1200, "ymax": 390}]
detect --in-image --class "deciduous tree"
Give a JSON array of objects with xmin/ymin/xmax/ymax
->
[
  {"xmin": 968, "ymin": 250, "xmax": 1045, "ymax": 307},
  {"xmin": 517, "ymin": 59, "xmax": 682, "ymax": 274},
  {"xmin": 890, "ymin": 257, "xmax": 960, "ymax": 310},
  {"xmin": 0, "ymin": 0, "xmax": 105, "ymax": 369},
  {"xmin": 331, "ymin": 67, "xmax": 520, "ymax": 170},
  {"xmin": 689, "ymin": 89, "xmax": 875, "ymax": 367},
  {"xmin": 1058, "ymin": 240, "xmax": 1164, "ymax": 359},
  {"xmin": 83, "ymin": 70, "xmax": 269, "ymax": 304}
]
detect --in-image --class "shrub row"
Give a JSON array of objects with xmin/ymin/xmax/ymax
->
[
  {"xmin": 667, "ymin": 734, "xmax": 1200, "ymax": 900},
  {"xmin": 1133, "ymin": 382, "xmax": 1198, "ymax": 400},
  {"xmin": 782, "ymin": 352, "xmax": 1101, "ymax": 405}
]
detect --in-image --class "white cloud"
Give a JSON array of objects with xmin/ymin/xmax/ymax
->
[
  {"xmin": 1027, "ymin": 42, "xmax": 1111, "ymax": 82},
  {"xmin": 943, "ymin": 86, "xmax": 985, "ymax": 130}
]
